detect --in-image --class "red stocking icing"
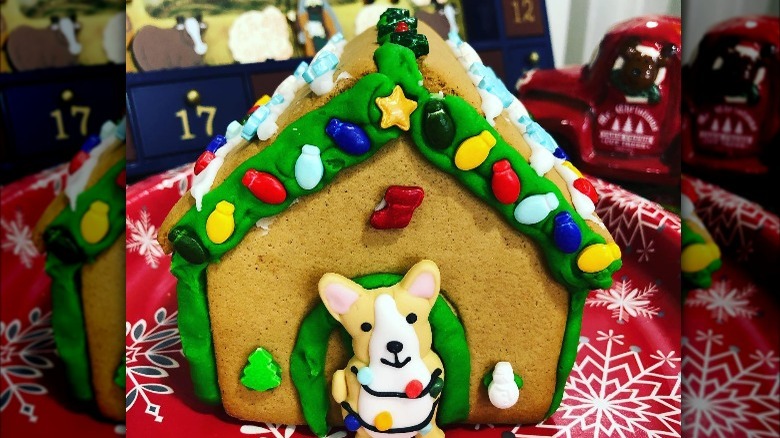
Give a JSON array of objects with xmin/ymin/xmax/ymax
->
[{"xmin": 370, "ymin": 186, "xmax": 425, "ymax": 229}]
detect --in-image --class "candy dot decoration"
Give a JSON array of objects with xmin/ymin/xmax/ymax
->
[
  {"xmin": 454, "ymin": 130, "xmax": 497, "ymax": 170},
  {"xmin": 429, "ymin": 376, "xmax": 444, "ymax": 397},
  {"xmin": 374, "ymin": 411, "xmax": 393, "ymax": 432},
  {"xmin": 420, "ymin": 423, "xmax": 433, "ymax": 435},
  {"xmin": 242, "ymin": 170, "xmax": 287, "ymax": 205},
  {"xmin": 491, "ymin": 159, "xmax": 521, "ymax": 204},
  {"xmin": 294, "ymin": 145, "xmax": 324, "ymax": 190},
  {"xmin": 395, "ymin": 21, "xmax": 409, "ymax": 33},
  {"xmin": 194, "ymin": 151, "xmax": 216, "ymax": 176},
  {"xmin": 116, "ymin": 170, "xmax": 126, "ymax": 187},
  {"xmin": 326, "ymin": 119, "xmax": 371, "ymax": 155},
  {"xmin": 81, "ymin": 135, "xmax": 101, "ymax": 153},
  {"xmin": 423, "ymin": 99, "xmax": 455, "ymax": 149},
  {"xmin": 80, "ymin": 200, "xmax": 110, "ymax": 244},
  {"xmin": 514, "ymin": 192, "xmax": 559, "ymax": 225},
  {"xmin": 405, "ymin": 379, "xmax": 423, "ymax": 398},
  {"xmin": 206, "ymin": 201, "xmax": 236, "ymax": 245},
  {"xmin": 356, "ymin": 367, "xmax": 374, "ymax": 385},
  {"xmin": 241, "ymin": 106, "xmax": 271, "ymax": 141},
  {"xmin": 577, "ymin": 243, "xmax": 621, "ymax": 273},
  {"xmin": 553, "ymin": 212, "xmax": 582, "ymax": 253},
  {"xmin": 375, "ymin": 85, "xmax": 418, "ymax": 131},
  {"xmin": 344, "ymin": 414, "xmax": 360, "ymax": 432},
  {"xmin": 561, "ymin": 161, "xmax": 583, "ymax": 178},
  {"xmin": 573, "ymin": 178, "xmax": 598, "ymax": 204}
]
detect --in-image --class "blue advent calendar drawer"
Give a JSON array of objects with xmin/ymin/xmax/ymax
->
[{"xmin": 129, "ymin": 76, "xmax": 249, "ymax": 160}]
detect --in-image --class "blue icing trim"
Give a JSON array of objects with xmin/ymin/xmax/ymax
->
[
  {"xmin": 269, "ymin": 94, "xmax": 285, "ymax": 106},
  {"xmin": 114, "ymin": 118, "xmax": 126, "ymax": 141},
  {"xmin": 226, "ymin": 121, "xmax": 242, "ymax": 139},
  {"xmin": 241, "ymin": 106, "xmax": 271, "ymax": 140},
  {"xmin": 447, "ymin": 31, "xmax": 463, "ymax": 46},
  {"xmin": 521, "ymin": 117, "xmax": 559, "ymax": 154},
  {"xmin": 478, "ymin": 76, "xmax": 514, "ymax": 108},
  {"xmin": 294, "ymin": 145, "xmax": 324, "ymax": 190},
  {"xmin": 303, "ymin": 52, "xmax": 338, "ymax": 83},
  {"xmin": 294, "ymin": 61, "xmax": 309, "ymax": 78}
]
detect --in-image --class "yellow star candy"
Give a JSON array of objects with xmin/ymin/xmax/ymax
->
[{"xmin": 375, "ymin": 85, "xmax": 417, "ymax": 131}]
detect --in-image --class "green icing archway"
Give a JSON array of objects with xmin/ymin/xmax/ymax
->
[{"xmin": 290, "ymin": 273, "xmax": 470, "ymax": 436}]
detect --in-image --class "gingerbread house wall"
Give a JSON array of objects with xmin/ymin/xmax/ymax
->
[{"xmin": 207, "ymin": 137, "xmax": 570, "ymax": 425}]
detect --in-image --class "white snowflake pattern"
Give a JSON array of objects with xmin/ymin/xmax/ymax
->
[
  {"xmin": 1, "ymin": 211, "xmax": 40, "ymax": 269},
  {"xmin": 686, "ymin": 279, "xmax": 757, "ymax": 322},
  {"xmin": 689, "ymin": 178, "xmax": 779, "ymax": 262},
  {"xmin": 0, "ymin": 308, "xmax": 55, "ymax": 422},
  {"xmin": 125, "ymin": 308, "xmax": 181, "ymax": 423},
  {"xmin": 587, "ymin": 278, "xmax": 660, "ymax": 322},
  {"xmin": 240, "ymin": 424, "xmax": 298, "ymax": 437},
  {"xmin": 512, "ymin": 330, "xmax": 680, "ymax": 437},
  {"xmin": 682, "ymin": 330, "xmax": 780, "ymax": 437},
  {"xmin": 591, "ymin": 179, "xmax": 680, "ymax": 263},
  {"xmin": 126, "ymin": 208, "xmax": 165, "ymax": 269}
]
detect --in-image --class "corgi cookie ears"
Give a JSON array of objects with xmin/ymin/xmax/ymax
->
[
  {"xmin": 400, "ymin": 259, "xmax": 441, "ymax": 304},
  {"xmin": 318, "ymin": 260, "xmax": 442, "ymax": 319},
  {"xmin": 319, "ymin": 274, "xmax": 364, "ymax": 319}
]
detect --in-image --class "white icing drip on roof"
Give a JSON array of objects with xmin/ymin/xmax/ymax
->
[
  {"xmin": 190, "ymin": 135, "xmax": 243, "ymax": 211},
  {"xmin": 64, "ymin": 127, "xmax": 119, "ymax": 210}
]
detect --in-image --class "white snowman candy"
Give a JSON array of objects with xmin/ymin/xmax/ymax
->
[{"xmin": 488, "ymin": 362, "xmax": 520, "ymax": 409}]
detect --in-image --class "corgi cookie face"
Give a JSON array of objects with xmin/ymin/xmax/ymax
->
[{"xmin": 318, "ymin": 260, "xmax": 440, "ymax": 365}]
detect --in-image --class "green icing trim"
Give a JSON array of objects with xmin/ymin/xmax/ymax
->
[
  {"xmin": 546, "ymin": 289, "xmax": 587, "ymax": 417},
  {"xmin": 42, "ymin": 158, "xmax": 126, "ymax": 401},
  {"xmin": 290, "ymin": 273, "xmax": 470, "ymax": 436},
  {"xmin": 241, "ymin": 347, "xmax": 282, "ymax": 392},
  {"xmin": 171, "ymin": 255, "xmax": 220, "ymax": 403},
  {"xmin": 115, "ymin": 359, "xmax": 125, "ymax": 389},
  {"xmin": 481, "ymin": 370, "xmax": 524, "ymax": 389},
  {"xmin": 169, "ymin": 40, "xmax": 620, "ymax": 419},
  {"xmin": 46, "ymin": 256, "xmax": 92, "ymax": 401},
  {"xmin": 429, "ymin": 289, "xmax": 470, "ymax": 424}
]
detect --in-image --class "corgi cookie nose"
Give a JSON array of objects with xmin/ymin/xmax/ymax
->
[{"xmin": 387, "ymin": 341, "xmax": 403, "ymax": 354}]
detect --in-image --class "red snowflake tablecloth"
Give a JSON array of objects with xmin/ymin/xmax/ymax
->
[
  {"xmin": 0, "ymin": 166, "xmax": 124, "ymax": 436},
  {"xmin": 124, "ymin": 167, "xmax": 682, "ymax": 437},
  {"xmin": 681, "ymin": 177, "xmax": 779, "ymax": 437}
]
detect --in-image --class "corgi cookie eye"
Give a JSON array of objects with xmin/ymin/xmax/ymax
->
[
  {"xmin": 406, "ymin": 313, "xmax": 417, "ymax": 324},
  {"xmin": 361, "ymin": 322, "xmax": 372, "ymax": 332}
]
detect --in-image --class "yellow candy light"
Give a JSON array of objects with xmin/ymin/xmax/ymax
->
[
  {"xmin": 206, "ymin": 201, "xmax": 236, "ymax": 244},
  {"xmin": 374, "ymin": 411, "xmax": 393, "ymax": 432},
  {"xmin": 577, "ymin": 242, "xmax": 621, "ymax": 273},
  {"xmin": 681, "ymin": 243, "xmax": 721, "ymax": 273},
  {"xmin": 454, "ymin": 130, "xmax": 497, "ymax": 170},
  {"xmin": 256, "ymin": 95, "xmax": 271, "ymax": 106},
  {"xmin": 80, "ymin": 200, "xmax": 110, "ymax": 244},
  {"xmin": 375, "ymin": 85, "xmax": 418, "ymax": 131},
  {"xmin": 561, "ymin": 161, "xmax": 583, "ymax": 178}
]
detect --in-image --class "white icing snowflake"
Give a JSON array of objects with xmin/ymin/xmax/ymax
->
[
  {"xmin": 513, "ymin": 330, "xmax": 680, "ymax": 437},
  {"xmin": 0, "ymin": 308, "xmax": 55, "ymax": 423},
  {"xmin": 126, "ymin": 208, "xmax": 165, "ymax": 269},
  {"xmin": 686, "ymin": 279, "xmax": 758, "ymax": 323},
  {"xmin": 682, "ymin": 330, "xmax": 780, "ymax": 437},
  {"xmin": 1, "ymin": 211, "xmax": 40, "ymax": 269},
  {"xmin": 125, "ymin": 308, "xmax": 181, "ymax": 423},
  {"xmin": 240, "ymin": 424, "xmax": 298, "ymax": 437},
  {"xmin": 591, "ymin": 179, "xmax": 680, "ymax": 263},
  {"xmin": 587, "ymin": 278, "xmax": 660, "ymax": 322}
]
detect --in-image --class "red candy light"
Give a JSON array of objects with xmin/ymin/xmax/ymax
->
[
  {"xmin": 116, "ymin": 170, "xmax": 126, "ymax": 187},
  {"xmin": 69, "ymin": 151, "xmax": 89, "ymax": 174},
  {"xmin": 370, "ymin": 185, "xmax": 424, "ymax": 230},
  {"xmin": 194, "ymin": 151, "xmax": 216, "ymax": 175},
  {"xmin": 405, "ymin": 379, "xmax": 423, "ymax": 398},
  {"xmin": 395, "ymin": 22, "xmax": 409, "ymax": 33},
  {"xmin": 491, "ymin": 159, "xmax": 521, "ymax": 204},
  {"xmin": 573, "ymin": 178, "xmax": 599, "ymax": 204},
  {"xmin": 242, "ymin": 170, "xmax": 287, "ymax": 205}
]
